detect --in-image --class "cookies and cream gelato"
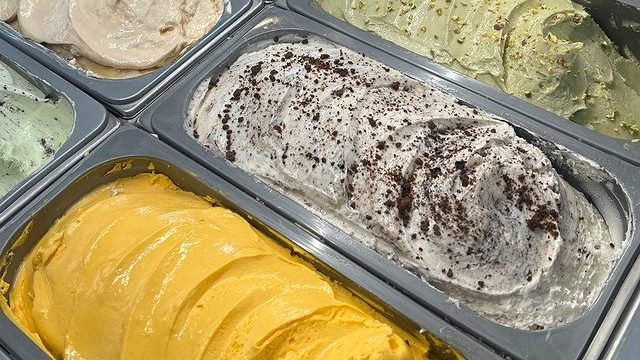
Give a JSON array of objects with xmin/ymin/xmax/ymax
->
[{"xmin": 187, "ymin": 37, "xmax": 619, "ymax": 329}]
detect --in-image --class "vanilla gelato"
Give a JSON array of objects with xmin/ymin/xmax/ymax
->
[
  {"xmin": 2, "ymin": 0, "xmax": 224, "ymax": 78},
  {"xmin": 187, "ymin": 37, "xmax": 620, "ymax": 330}
]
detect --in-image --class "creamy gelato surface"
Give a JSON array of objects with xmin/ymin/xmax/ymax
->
[
  {"xmin": 2, "ymin": 0, "xmax": 224, "ymax": 78},
  {"xmin": 0, "ymin": 1, "xmax": 17, "ymax": 22},
  {"xmin": 0, "ymin": 60, "xmax": 74, "ymax": 198},
  {"xmin": 1, "ymin": 173, "xmax": 448, "ymax": 360},
  {"xmin": 187, "ymin": 38, "xmax": 621, "ymax": 329},
  {"xmin": 317, "ymin": 0, "xmax": 640, "ymax": 140}
]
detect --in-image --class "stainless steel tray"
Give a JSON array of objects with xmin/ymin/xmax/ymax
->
[
  {"xmin": 282, "ymin": 0, "xmax": 640, "ymax": 167},
  {"xmin": 0, "ymin": 127, "xmax": 500, "ymax": 360},
  {"xmin": 0, "ymin": 39, "xmax": 111, "ymax": 227},
  {"xmin": 600, "ymin": 263, "xmax": 640, "ymax": 360},
  {"xmin": 143, "ymin": 7, "xmax": 640, "ymax": 360},
  {"xmin": 0, "ymin": 0, "xmax": 263, "ymax": 118}
]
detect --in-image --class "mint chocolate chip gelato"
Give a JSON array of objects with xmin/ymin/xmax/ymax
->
[
  {"xmin": 186, "ymin": 37, "xmax": 619, "ymax": 329},
  {"xmin": 317, "ymin": 0, "xmax": 640, "ymax": 140},
  {"xmin": 0, "ymin": 60, "xmax": 74, "ymax": 197}
]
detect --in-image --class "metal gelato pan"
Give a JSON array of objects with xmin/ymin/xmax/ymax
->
[
  {"xmin": 145, "ymin": 7, "xmax": 640, "ymax": 360},
  {"xmin": 599, "ymin": 261, "xmax": 640, "ymax": 359},
  {"xmin": 0, "ymin": 0, "xmax": 263, "ymax": 119},
  {"xmin": 0, "ymin": 39, "xmax": 111, "ymax": 228},
  {"xmin": 282, "ymin": 0, "xmax": 640, "ymax": 167},
  {"xmin": 0, "ymin": 127, "xmax": 499, "ymax": 360}
]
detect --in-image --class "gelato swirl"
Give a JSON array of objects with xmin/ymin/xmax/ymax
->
[
  {"xmin": 0, "ymin": 60, "xmax": 74, "ymax": 197},
  {"xmin": 187, "ymin": 37, "xmax": 619, "ymax": 329},
  {"xmin": 2, "ymin": 173, "xmax": 440, "ymax": 359},
  {"xmin": 317, "ymin": 0, "xmax": 640, "ymax": 140},
  {"xmin": 3, "ymin": 0, "xmax": 224, "ymax": 78}
]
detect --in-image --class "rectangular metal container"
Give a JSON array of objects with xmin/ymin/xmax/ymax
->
[
  {"xmin": 282, "ymin": 0, "xmax": 640, "ymax": 167},
  {"xmin": 0, "ymin": 39, "xmax": 111, "ymax": 227},
  {"xmin": 0, "ymin": 0, "xmax": 263, "ymax": 119},
  {"xmin": 0, "ymin": 127, "xmax": 500, "ymax": 360},
  {"xmin": 144, "ymin": 7, "xmax": 640, "ymax": 360}
]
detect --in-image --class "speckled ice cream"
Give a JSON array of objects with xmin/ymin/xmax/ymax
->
[
  {"xmin": 0, "ymin": 60, "xmax": 74, "ymax": 197},
  {"xmin": 186, "ymin": 37, "xmax": 619, "ymax": 329}
]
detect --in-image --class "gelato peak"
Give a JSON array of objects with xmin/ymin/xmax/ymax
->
[
  {"xmin": 317, "ymin": 0, "xmax": 640, "ymax": 140},
  {"xmin": 2, "ymin": 173, "xmax": 440, "ymax": 359},
  {"xmin": 187, "ymin": 37, "xmax": 619, "ymax": 329},
  {"xmin": 0, "ymin": 60, "xmax": 74, "ymax": 197},
  {"xmin": 5, "ymin": 0, "xmax": 224, "ymax": 77}
]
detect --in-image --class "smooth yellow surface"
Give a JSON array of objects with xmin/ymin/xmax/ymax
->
[{"xmin": 3, "ymin": 173, "xmax": 437, "ymax": 360}]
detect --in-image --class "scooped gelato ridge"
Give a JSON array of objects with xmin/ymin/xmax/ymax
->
[
  {"xmin": 0, "ymin": 60, "xmax": 74, "ymax": 198},
  {"xmin": 187, "ymin": 37, "xmax": 620, "ymax": 330},
  {"xmin": 1, "ymin": 173, "xmax": 443, "ymax": 360},
  {"xmin": 317, "ymin": 0, "xmax": 640, "ymax": 140},
  {"xmin": 1, "ymin": 0, "xmax": 224, "ymax": 78}
]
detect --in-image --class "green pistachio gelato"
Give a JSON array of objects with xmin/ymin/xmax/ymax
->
[
  {"xmin": 0, "ymin": 60, "xmax": 74, "ymax": 197},
  {"xmin": 318, "ymin": 0, "xmax": 640, "ymax": 140}
]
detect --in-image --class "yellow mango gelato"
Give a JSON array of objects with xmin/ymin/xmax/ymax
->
[{"xmin": 1, "ymin": 173, "xmax": 451, "ymax": 360}]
